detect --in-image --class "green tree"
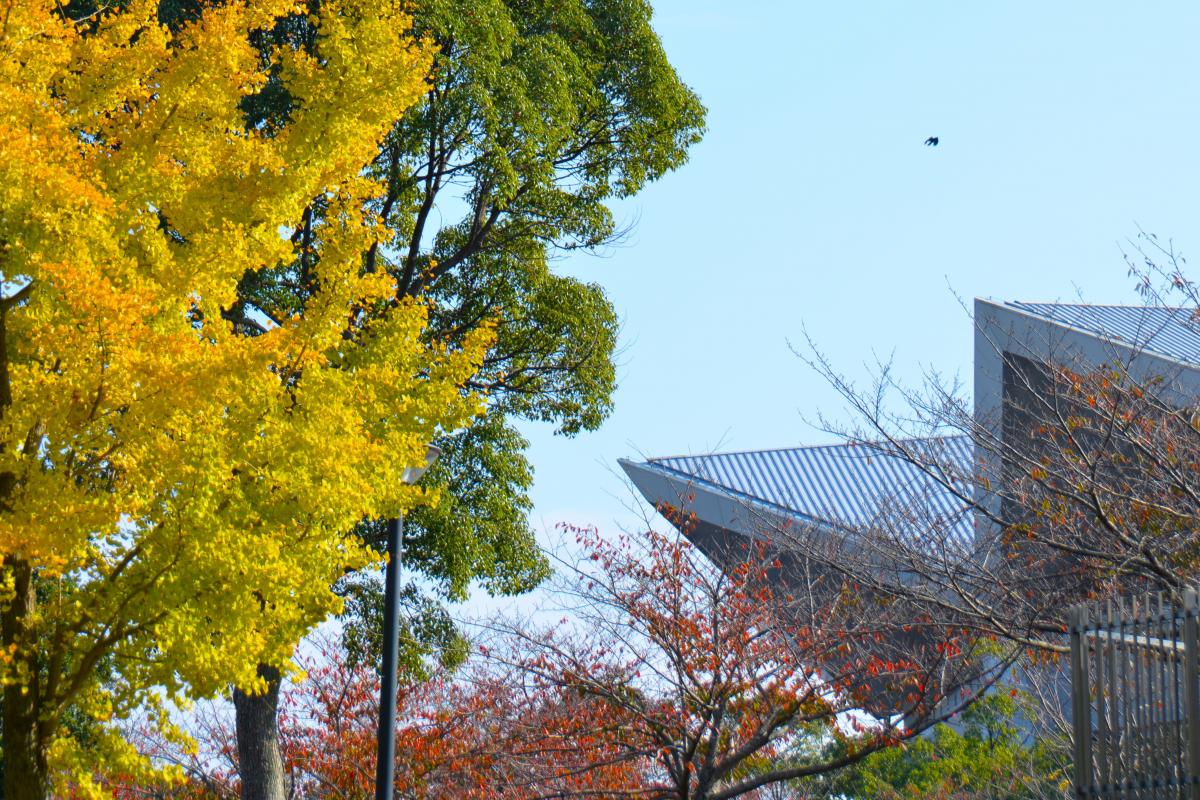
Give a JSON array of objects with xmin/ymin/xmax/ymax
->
[
  {"xmin": 366, "ymin": 0, "xmax": 705, "ymax": 601},
  {"xmin": 227, "ymin": 0, "xmax": 705, "ymax": 626},
  {"xmin": 216, "ymin": 0, "xmax": 705, "ymax": 796}
]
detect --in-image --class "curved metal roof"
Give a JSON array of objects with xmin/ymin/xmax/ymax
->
[
  {"xmin": 644, "ymin": 435, "xmax": 976, "ymax": 551},
  {"xmin": 1009, "ymin": 302, "xmax": 1200, "ymax": 366}
]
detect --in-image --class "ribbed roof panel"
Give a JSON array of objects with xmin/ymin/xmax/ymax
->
[
  {"xmin": 1009, "ymin": 302, "xmax": 1200, "ymax": 365},
  {"xmin": 650, "ymin": 436, "xmax": 975, "ymax": 550}
]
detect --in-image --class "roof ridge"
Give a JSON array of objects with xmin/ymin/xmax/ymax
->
[
  {"xmin": 648, "ymin": 433, "xmax": 969, "ymax": 464},
  {"xmin": 1010, "ymin": 300, "xmax": 1195, "ymax": 312},
  {"xmin": 1004, "ymin": 300, "xmax": 1200, "ymax": 368}
]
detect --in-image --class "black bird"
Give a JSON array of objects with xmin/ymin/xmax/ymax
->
[{"xmin": 925, "ymin": 136, "xmax": 939, "ymax": 146}]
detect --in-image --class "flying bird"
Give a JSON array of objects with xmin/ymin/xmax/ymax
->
[{"xmin": 925, "ymin": 136, "xmax": 939, "ymax": 146}]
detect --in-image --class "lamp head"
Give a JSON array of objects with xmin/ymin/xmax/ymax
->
[{"xmin": 401, "ymin": 443, "xmax": 441, "ymax": 485}]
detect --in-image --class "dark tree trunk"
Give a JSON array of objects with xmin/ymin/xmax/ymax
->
[
  {"xmin": 2, "ymin": 713, "xmax": 50, "ymax": 800},
  {"xmin": 0, "ymin": 289, "xmax": 50, "ymax": 799},
  {"xmin": 2, "ymin": 559, "xmax": 51, "ymax": 800},
  {"xmin": 233, "ymin": 663, "xmax": 288, "ymax": 800}
]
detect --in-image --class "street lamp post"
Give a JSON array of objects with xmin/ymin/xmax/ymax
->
[{"xmin": 374, "ymin": 444, "xmax": 440, "ymax": 800}]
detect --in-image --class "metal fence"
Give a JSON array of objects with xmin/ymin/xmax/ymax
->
[{"xmin": 1069, "ymin": 589, "xmax": 1200, "ymax": 799}]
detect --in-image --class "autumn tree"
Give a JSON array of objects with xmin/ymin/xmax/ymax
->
[
  {"xmin": 114, "ymin": 524, "xmax": 1009, "ymax": 800},
  {"xmin": 205, "ymin": 0, "xmax": 707, "ymax": 792},
  {"xmin": 768, "ymin": 245, "xmax": 1200, "ymax": 758},
  {"xmin": 0, "ymin": 2, "xmax": 491, "ymax": 797},
  {"xmin": 107, "ymin": 629, "xmax": 650, "ymax": 799},
  {"xmin": 792, "ymin": 319, "xmax": 1200, "ymax": 650},
  {"xmin": 465, "ymin": 524, "xmax": 1012, "ymax": 800}
]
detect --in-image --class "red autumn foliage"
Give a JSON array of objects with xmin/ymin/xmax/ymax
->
[
  {"xmin": 472, "ymin": 524, "xmax": 1003, "ymax": 800},
  {"xmin": 113, "ymin": 525, "xmax": 1001, "ymax": 799}
]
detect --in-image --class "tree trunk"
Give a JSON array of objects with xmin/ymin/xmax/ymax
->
[
  {"xmin": 2, "ymin": 559, "xmax": 52, "ymax": 800},
  {"xmin": 233, "ymin": 663, "xmax": 288, "ymax": 800},
  {"xmin": 0, "ymin": 290, "xmax": 50, "ymax": 799},
  {"xmin": 2, "ymin": 713, "xmax": 51, "ymax": 800}
]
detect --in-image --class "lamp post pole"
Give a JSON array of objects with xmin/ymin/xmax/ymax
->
[
  {"xmin": 373, "ymin": 513, "xmax": 405, "ymax": 800},
  {"xmin": 374, "ymin": 445, "xmax": 440, "ymax": 800}
]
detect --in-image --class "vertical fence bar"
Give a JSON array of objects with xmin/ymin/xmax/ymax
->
[
  {"xmin": 1096, "ymin": 603, "xmax": 1110, "ymax": 793},
  {"xmin": 1184, "ymin": 588, "xmax": 1200, "ymax": 800},
  {"xmin": 1122, "ymin": 595, "xmax": 1132, "ymax": 793},
  {"xmin": 1147, "ymin": 592, "xmax": 1158, "ymax": 798},
  {"xmin": 1110, "ymin": 598, "xmax": 1122, "ymax": 791},
  {"xmin": 1073, "ymin": 604, "xmax": 1091, "ymax": 796},
  {"xmin": 1135, "ymin": 594, "xmax": 1146, "ymax": 796},
  {"xmin": 1156, "ymin": 592, "xmax": 1167, "ymax": 795},
  {"xmin": 1153, "ymin": 593, "xmax": 1162, "ymax": 798},
  {"xmin": 1136, "ymin": 595, "xmax": 1146, "ymax": 798},
  {"xmin": 1144, "ymin": 595, "xmax": 1153, "ymax": 798},
  {"xmin": 1173, "ymin": 594, "xmax": 1185, "ymax": 800}
]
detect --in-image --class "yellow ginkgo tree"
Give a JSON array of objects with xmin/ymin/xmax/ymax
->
[{"xmin": 0, "ymin": 1, "xmax": 489, "ymax": 796}]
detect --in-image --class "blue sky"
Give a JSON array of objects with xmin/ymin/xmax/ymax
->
[{"xmin": 513, "ymin": 2, "xmax": 1200, "ymax": 545}]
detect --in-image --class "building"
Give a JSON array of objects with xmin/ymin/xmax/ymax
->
[
  {"xmin": 623, "ymin": 298, "xmax": 1200, "ymax": 569},
  {"xmin": 620, "ymin": 298, "xmax": 1200, "ymax": 727}
]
